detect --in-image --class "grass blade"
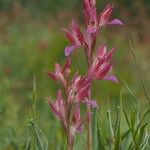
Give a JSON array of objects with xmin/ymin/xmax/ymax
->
[
  {"xmin": 129, "ymin": 36, "xmax": 150, "ymax": 106},
  {"xmin": 97, "ymin": 124, "xmax": 105, "ymax": 150},
  {"xmin": 92, "ymin": 108, "xmax": 98, "ymax": 150},
  {"xmin": 107, "ymin": 110, "xmax": 115, "ymax": 149}
]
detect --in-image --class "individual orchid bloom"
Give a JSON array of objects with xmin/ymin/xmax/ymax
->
[
  {"xmin": 83, "ymin": 0, "xmax": 98, "ymax": 33},
  {"xmin": 71, "ymin": 106, "xmax": 83, "ymax": 135},
  {"xmin": 71, "ymin": 105, "xmax": 92, "ymax": 135},
  {"xmin": 67, "ymin": 73, "xmax": 98, "ymax": 108},
  {"xmin": 83, "ymin": 0, "xmax": 123, "ymax": 33},
  {"xmin": 47, "ymin": 58, "xmax": 71, "ymax": 87},
  {"xmin": 76, "ymin": 76, "xmax": 92, "ymax": 101},
  {"xmin": 48, "ymin": 89, "xmax": 67, "ymax": 128},
  {"xmin": 68, "ymin": 73, "xmax": 92, "ymax": 103},
  {"xmin": 64, "ymin": 21, "xmax": 84, "ymax": 56},
  {"xmin": 98, "ymin": 4, "xmax": 123, "ymax": 27},
  {"xmin": 88, "ymin": 45, "xmax": 118, "ymax": 83}
]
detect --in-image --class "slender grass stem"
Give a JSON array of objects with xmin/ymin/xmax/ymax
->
[{"xmin": 129, "ymin": 36, "xmax": 150, "ymax": 106}]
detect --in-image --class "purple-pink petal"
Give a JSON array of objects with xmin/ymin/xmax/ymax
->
[
  {"xmin": 103, "ymin": 75, "xmax": 119, "ymax": 83},
  {"xmin": 84, "ymin": 99, "xmax": 99, "ymax": 108},
  {"xmin": 108, "ymin": 19, "xmax": 123, "ymax": 25},
  {"xmin": 65, "ymin": 46, "xmax": 75, "ymax": 56},
  {"xmin": 76, "ymin": 125, "xmax": 83, "ymax": 133},
  {"xmin": 97, "ymin": 44, "xmax": 107, "ymax": 59},
  {"xmin": 87, "ymin": 26, "xmax": 97, "ymax": 34}
]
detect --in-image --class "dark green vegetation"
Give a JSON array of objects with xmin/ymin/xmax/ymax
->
[{"xmin": 0, "ymin": 0, "xmax": 150, "ymax": 149}]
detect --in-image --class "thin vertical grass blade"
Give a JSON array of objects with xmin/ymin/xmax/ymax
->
[
  {"xmin": 138, "ymin": 122, "xmax": 149, "ymax": 146},
  {"xmin": 122, "ymin": 80, "xmax": 137, "ymax": 101},
  {"xmin": 114, "ymin": 91, "xmax": 122, "ymax": 150},
  {"xmin": 129, "ymin": 36, "xmax": 150, "ymax": 106},
  {"xmin": 135, "ymin": 108, "xmax": 150, "ymax": 136},
  {"xmin": 92, "ymin": 108, "xmax": 97, "ymax": 150},
  {"xmin": 35, "ymin": 127, "xmax": 45, "ymax": 150},
  {"xmin": 123, "ymin": 108, "xmax": 130, "ymax": 127},
  {"xmin": 140, "ymin": 130, "xmax": 149, "ymax": 150},
  {"xmin": 24, "ymin": 126, "xmax": 32, "ymax": 150},
  {"xmin": 97, "ymin": 124, "xmax": 105, "ymax": 150},
  {"xmin": 107, "ymin": 110, "xmax": 115, "ymax": 149}
]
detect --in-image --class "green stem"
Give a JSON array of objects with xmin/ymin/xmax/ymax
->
[{"xmin": 86, "ymin": 33, "xmax": 97, "ymax": 150}]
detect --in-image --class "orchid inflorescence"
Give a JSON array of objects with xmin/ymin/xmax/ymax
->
[{"xmin": 47, "ymin": 0, "xmax": 123, "ymax": 149}]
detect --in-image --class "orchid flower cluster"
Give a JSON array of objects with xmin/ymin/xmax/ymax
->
[{"xmin": 47, "ymin": 0, "xmax": 123, "ymax": 149}]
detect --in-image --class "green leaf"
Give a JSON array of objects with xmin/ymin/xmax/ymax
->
[
  {"xmin": 35, "ymin": 127, "xmax": 45, "ymax": 150},
  {"xmin": 138, "ymin": 122, "xmax": 149, "ymax": 145},
  {"xmin": 97, "ymin": 124, "xmax": 105, "ymax": 150},
  {"xmin": 135, "ymin": 108, "xmax": 150, "ymax": 137},
  {"xmin": 123, "ymin": 108, "xmax": 130, "ymax": 128},
  {"xmin": 140, "ymin": 130, "xmax": 149, "ymax": 150},
  {"xmin": 114, "ymin": 107, "xmax": 121, "ymax": 150},
  {"xmin": 121, "ymin": 129, "xmax": 130, "ymax": 141},
  {"xmin": 107, "ymin": 110, "xmax": 115, "ymax": 149}
]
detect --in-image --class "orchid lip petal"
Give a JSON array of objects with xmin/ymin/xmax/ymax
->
[
  {"xmin": 84, "ymin": 98, "xmax": 99, "ymax": 109},
  {"xmin": 76, "ymin": 126, "xmax": 83, "ymax": 133},
  {"xmin": 103, "ymin": 75, "xmax": 119, "ymax": 83},
  {"xmin": 87, "ymin": 27, "xmax": 97, "ymax": 34},
  {"xmin": 65, "ymin": 46, "xmax": 75, "ymax": 56},
  {"xmin": 108, "ymin": 19, "xmax": 124, "ymax": 25}
]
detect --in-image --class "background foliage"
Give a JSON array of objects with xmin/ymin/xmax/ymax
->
[{"xmin": 0, "ymin": 0, "xmax": 149, "ymax": 149}]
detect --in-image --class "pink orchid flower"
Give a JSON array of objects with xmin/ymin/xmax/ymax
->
[
  {"xmin": 88, "ymin": 44, "xmax": 118, "ymax": 83},
  {"xmin": 71, "ymin": 106, "xmax": 92, "ymax": 135},
  {"xmin": 98, "ymin": 4, "xmax": 123, "ymax": 27},
  {"xmin": 83, "ymin": 0, "xmax": 123, "ymax": 33},
  {"xmin": 68, "ymin": 72, "xmax": 98, "ymax": 108},
  {"xmin": 64, "ymin": 21, "xmax": 85, "ymax": 56},
  {"xmin": 48, "ymin": 89, "xmax": 67, "ymax": 128},
  {"xmin": 47, "ymin": 58, "xmax": 71, "ymax": 88}
]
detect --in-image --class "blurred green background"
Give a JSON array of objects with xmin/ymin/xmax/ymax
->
[{"xmin": 0, "ymin": 0, "xmax": 150, "ymax": 149}]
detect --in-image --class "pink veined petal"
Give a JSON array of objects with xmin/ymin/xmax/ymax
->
[
  {"xmin": 55, "ymin": 63, "xmax": 62, "ymax": 73},
  {"xmin": 103, "ymin": 75, "xmax": 119, "ymax": 83},
  {"xmin": 72, "ymin": 72, "xmax": 81, "ymax": 85},
  {"xmin": 65, "ymin": 46, "xmax": 75, "ymax": 56},
  {"xmin": 95, "ymin": 63, "xmax": 111, "ymax": 79},
  {"xmin": 63, "ymin": 57, "xmax": 71, "ymax": 70},
  {"xmin": 63, "ymin": 28, "xmax": 76, "ymax": 45},
  {"xmin": 105, "ymin": 48, "xmax": 116, "ymax": 61},
  {"xmin": 108, "ymin": 19, "xmax": 124, "ymax": 25},
  {"xmin": 97, "ymin": 44, "xmax": 107, "ymax": 59},
  {"xmin": 57, "ymin": 89, "xmax": 63, "ymax": 101},
  {"xmin": 72, "ymin": 21, "xmax": 84, "ymax": 44},
  {"xmin": 73, "ymin": 106, "xmax": 81, "ymax": 124},
  {"xmin": 84, "ymin": 98, "xmax": 99, "ymax": 108},
  {"xmin": 77, "ymin": 83, "xmax": 91, "ymax": 101},
  {"xmin": 63, "ymin": 58, "xmax": 71, "ymax": 76},
  {"xmin": 99, "ymin": 4, "xmax": 113, "ymax": 26},
  {"xmin": 47, "ymin": 72, "xmax": 57, "ymax": 81},
  {"xmin": 47, "ymin": 98, "xmax": 59, "ymax": 117}
]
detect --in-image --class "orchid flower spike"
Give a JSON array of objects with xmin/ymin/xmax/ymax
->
[{"xmin": 83, "ymin": 0, "xmax": 123, "ymax": 33}]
